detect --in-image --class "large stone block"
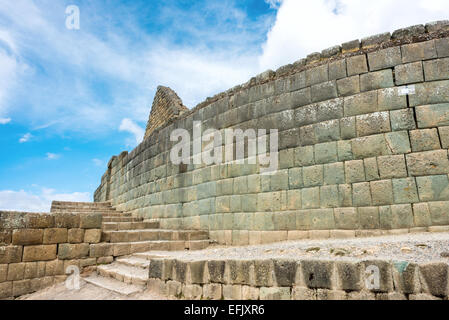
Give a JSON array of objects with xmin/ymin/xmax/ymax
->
[
  {"xmin": 323, "ymin": 162, "xmax": 345, "ymax": 185},
  {"xmin": 259, "ymin": 287, "xmax": 291, "ymax": 300},
  {"xmin": 12, "ymin": 229, "xmax": 43, "ymax": 246},
  {"xmin": 303, "ymin": 165, "xmax": 324, "ymax": 187},
  {"xmin": 301, "ymin": 260, "xmax": 334, "ymax": 289},
  {"xmin": 345, "ymin": 160, "xmax": 365, "ymax": 183},
  {"xmin": 334, "ymin": 208, "xmax": 359, "ymax": 230},
  {"xmin": 409, "ymin": 82, "xmax": 449, "ymax": 107},
  {"xmin": 58, "ymin": 243, "xmax": 89, "ymax": 260},
  {"xmin": 301, "ymin": 187, "xmax": 320, "ymax": 209},
  {"xmin": 335, "ymin": 261, "xmax": 363, "ymax": 291},
  {"xmin": 367, "ymin": 47, "xmax": 402, "ymax": 71},
  {"xmin": 358, "ymin": 207, "xmax": 380, "ymax": 229},
  {"xmin": 347, "ymin": 55, "xmax": 368, "ymax": 76},
  {"xmin": 273, "ymin": 259, "xmax": 297, "ymax": 287},
  {"xmin": 412, "ymin": 203, "xmax": 432, "ymax": 227},
  {"xmin": 54, "ymin": 213, "xmax": 80, "ymax": 228},
  {"xmin": 362, "ymin": 260, "xmax": 394, "ymax": 293},
  {"xmin": 395, "ymin": 62, "xmax": 424, "ymax": 85},
  {"xmin": 254, "ymin": 260, "xmax": 275, "ymax": 287},
  {"xmin": 329, "ymin": 59, "xmax": 347, "ymax": 80},
  {"xmin": 392, "ymin": 178, "xmax": 419, "ymax": 204},
  {"xmin": 416, "ymin": 175, "xmax": 449, "ymax": 202},
  {"xmin": 360, "ymin": 70, "xmax": 394, "ymax": 92},
  {"xmin": 337, "ymin": 76, "xmax": 360, "ymax": 97},
  {"xmin": 353, "ymin": 183, "xmax": 372, "ymax": 207},
  {"xmin": 428, "ymin": 201, "xmax": 449, "ymax": 225},
  {"xmin": 43, "ymin": 228, "xmax": 68, "ymax": 244},
  {"xmin": 207, "ymin": 260, "xmax": 226, "ymax": 284},
  {"xmin": 23, "ymin": 245, "xmax": 57, "ymax": 262},
  {"xmin": 356, "ymin": 112, "xmax": 391, "ymax": 137},
  {"xmin": 79, "ymin": 213, "xmax": 102, "ymax": 229},
  {"xmin": 407, "ymin": 150, "xmax": 449, "ymax": 176},
  {"xmin": 370, "ymin": 180, "xmax": 394, "ymax": 205},
  {"xmin": 305, "ymin": 64, "xmax": 328, "ymax": 86},
  {"xmin": 344, "ymin": 91, "xmax": 378, "ymax": 117},
  {"xmin": 227, "ymin": 260, "xmax": 253, "ymax": 285},
  {"xmin": 401, "ymin": 40, "xmax": 437, "ymax": 63},
  {"xmin": 377, "ymin": 155, "xmax": 407, "ymax": 179},
  {"xmin": 311, "ymin": 81, "xmax": 337, "ymax": 103},
  {"xmin": 314, "ymin": 142, "xmax": 337, "ymax": 164},
  {"xmin": 310, "ymin": 209, "xmax": 335, "ymax": 230},
  {"xmin": 436, "ymin": 38, "xmax": 449, "ymax": 57},
  {"xmin": 392, "ymin": 262, "xmax": 421, "ymax": 294},
  {"xmin": 89, "ymin": 243, "xmax": 113, "ymax": 258},
  {"xmin": 424, "ymin": 57, "xmax": 449, "ymax": 81},
  {"xmin": 378, "ymin": 88, "xmax": 407, "ymax": 111},
  {"xmin": 391, "ymin": 204, "xmax": 414, "ymax": 229},
  {"xmin": 419, "ymin": 263, "xmax": 449, "ymax": 297}
]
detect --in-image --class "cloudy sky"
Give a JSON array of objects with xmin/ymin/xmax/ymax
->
[{"xmin": 0, "ymin": 0, "xmax": 448, "ymax": 212}]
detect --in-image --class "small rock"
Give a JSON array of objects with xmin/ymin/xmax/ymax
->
[
  {"xmin": 305, "ymin": 247, "xmax": 320, "ymax": 253},
  {"xmin": 440, "ymin": 252, "xmax": 449, "ymax": 258},
  {"xmin": 401, "ymin": 247, "xmax": 413, "ymax": 253},
  {"xmin": 415, "ymin": 244, "xmax": 430, "ymax": 249}
]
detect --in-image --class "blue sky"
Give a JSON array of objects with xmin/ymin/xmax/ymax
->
[{"xmin": 0, "ymin": 0, "xmax": 448, "ymax": 212}]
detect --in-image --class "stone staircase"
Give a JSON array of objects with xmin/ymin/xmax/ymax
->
[{"xmin": 51, "ymin": 201, "xmax": 211, "ymax": 296}]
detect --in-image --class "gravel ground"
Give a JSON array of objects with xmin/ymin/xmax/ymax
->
[{"xmin": 145, "ymin": 232, "xmax": 449, "ymax": 264}]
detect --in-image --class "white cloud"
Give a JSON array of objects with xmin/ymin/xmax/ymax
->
[
  {"xmin": 19, "ymin": 133, "xmax": 32, "ymax": 143},
  {"xmin": 0, "ymin": 188, "xmax": 91, "ymax": 212},
  {"xmin": 0, "ymin": 117, "xmax": 11, "ymax": 124},
  {"xmin": 119, "ymin": 118, "xmax": 145, "ymax": 146},
  {"xmin": 265, "ymin": 0, "xmax": 283, "ymax": 9},
  {"xmin": 46, "ymin": 153, "xmax": 60, "ymax": 160},
  {"xmin": 260, "ymin": 0, "xmax": 449, "ymax": 70}
]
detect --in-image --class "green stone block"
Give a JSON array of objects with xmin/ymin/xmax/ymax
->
[
  {"xmin": 242, "ymin": 194, "xmax": 257, "ymax": 212},
  {"xmin": 390, "ymin": 109, "xmax": 416, "ymax": 131},
  {"xmin": 410, "ymin": 129, "xmax": 441, "ymax": 152},
  {"xmin": 315, "ymin": 142, "xmax": 338, "ymax": 164},
  {"xmin": 378, "ymin": 88, "xmax": 407, "ymax": 111},
  {"xmin": 360, "ymin": 69, "xmax": 394, "ymax": 92},
  {"xmin": 296, "ymin": 210, "xmax": 311, "ymax": 230},
  {"xmin": 261, "ymin": 175, "xmax": 271, "ymax": 192},
  {"xmin": 395, "ymin": 61, "xmax": 424, "ymax": 85},
  {"xmin": 412, "ymin": 203, "xmax": 432, "ymax": 227},
  {"xmin": 314, "ymin": 120, "xmax": 340, "ymax": 143},
  {"xmin": 310, "ymin": 209, "xmax": 335, "ymax": 230},
  {"xmin": 303, "ymin": 165, "xmax": 324, "ymax": 187},
  {"xmin": 377, "ymin": 155, "xmax": 407, "ymax": 179},
  {"xmin": 257, "ymin": 193, "xmax": 272, "ymax": 212},
  {"xmin": 392, "ymin": 178, "xmax": 419, "ymax": 204},
  {"xmin": 337, "ymin": 140, "xmax": 353, "ymax": 161},
  {"xmin": 273, "ymin": 212, "xmax": 295, "ymax": 230},
  {"xmin": 294, "ymin": 146, "xmax": 315, "ymax": 167},
  {"xmin": 279, "ymin": 149, "xmax": 295, "ymax": 169},
  {"xmin": 340, "ymin": 117, "xmax": 357, "ymax": 140},
  {"xmin": 379, "ymin": 206, "xmax": 393, "ymax": 229},
  {"xmin": 370, "ymin": 180, "xmax": 394, "ymax": 205},
  {"xmin": 324, "ymin": 162, "xmax": 345, "ymax": 185},
  {"xmin": 263, "ymin": 212, "xmax": 275, "ymax": 231},
  {"xmin": 345, "ymin": 160, "xmax": 365, "ymax": 183},
  {"xmin": 301, "ymin": 187, "xmax": 320, "ymax": 209},
  {"xmin": 344, "ymin": 91, "xmax": 378, "ymax": 117},
  {"xmin": 334, "ymin": 207, "xmax": 359, "ymax": 229},
  {"xmin": 385, "ymin": 131, "xmax": 411, "ymax": 155},
  {"xmin": 287, "ymin": 190, "xmax": 302, "ymax": 210},
  {"xmin": 391, "ymin": 204, "xmax": 414, "ymax": 229},
  {"xmin": 353, "ymin": 183, "xmax": 372, "ymax": 207},
  {"xmin": 320, "ymin": 185, "xmax": 339, "ymax": 208},
  {"xmin": 358, "ymin": 207, "xmax": 380, "ymax": 229},
  {"xmin": 351, "ymin": 134, "xmax": 391, "ymax": 159},
  {"xmin": 288, "ymin": 167, "xmax": 303, "ymax": 189},
  {"xmin": 364, "ymin": 158, "xmax": 380, "ymax": 181},
  {"xmin": 271, "ymin": 170, "xmax": 289, "ymax": 191},
  {"xmin": 416, "ymin": 175, "xmax": 449, "ymax": 202},
  {"xmin": 409, "ymin": 82, "xmax": 449, "ymax": 107},
  {"xmin": 428, "ymin": 201, "xmax": 449, "ymax": 226},
  {"xmin": 338, "ymin": 184, "xmax": 353, "ymax": 207},
  {"xmin": 247, "ymin": 175, "xmax": 261, "ymax": 193}
]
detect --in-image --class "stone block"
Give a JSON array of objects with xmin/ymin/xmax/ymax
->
[
  {"xmin": 0, "ymin": 231, "xmax": 11, "ymax": 245},
  {"xmin": 378, "ymin": 88, "xmax": 407, "ymax": 111},
  {"xmin": 182, "ymin": 284, "xmax": 203, "ymax": 300},
  {"xmin": 12, "ymin": 229, "xmax": 43, "ymax": 246},
  {"xmin": 338, "ymin": 184, "xmax": 353, "ymax": 207},
  {"xmin": 438, "ymin": 126, "xmax": 449, "ymax": 148},
  {"xmin": 7, "ymin": 263, "xmax": 25, "ymax": 281},
  {"xmin": 329, "ymin": 59, "xmax": 347, "ymax": 80},
  {"xmin": 361, "ymin": 32, "xmax": 391, "ymax": 49},
  {"xmin": 345, "ymin": 160, "xmax": 365, "ymax": 183},
  {"xmin": 305, "ymin": 64, "xmax": 328, "ymax": 86},
  {"xmin": 23, "ymin": 245, "xmax": 57, "ymax": 262},
  {"xmin": 367, "ymin": 46, "xmax": 402, "ymax": 71},
  {"xmin": 310, "ymin": 209, "xmax": 335, "ymax": 230},
  {"xmin": 223, "ymin": 285, "xmax": 242, "ymax": 300},
  {"xmin": 358, "ymin": 207, "xmax": 380, "ymax": 229},
  {"xmin": 203, "ymin": 283, "xmax": 222, "ymax": 300},
  {"xmin": 301, "ymin": 187, "xmax": 320, "ymax": 209},
  {"xmin": 311, "ymin": 81, "xmax": 337, "ymax": 103},
  {"xmin": 45, "ymin": 260, "xmax": 64, "ymax": 276},
  {"xmin": 314, "ymin": 142, "xmax": 337, "ymax": 164},
  {"xmin": 335, "ymin": 261, "xmax": 363, "ymax": 291},
  {"xmin": 377, "ymin": 155, "xmax": 407, "ymax": 179},
  {"xmin": 320, "ymin": 185, "xmax": 339, "ymax": 208},
  {"xmin": 360, "ymin": 69, "xmax": 394, "ymax": 92},
  {"xmin": 412, "ymin": 203, "xmax": 431, "ymax": 227},
  {"xmin": 43, "ymin": 228, "xmax": 67, "ymax": 244},
  {"xmin": 385, "ymin": 131, "xmax": 411, "ymax": 154},
  {"xmin": 428, "ymin": 201, "xmax": 449, "ymax": 225},
  {"xmin": 294, "ymin": 146, "xmax": 315, "ymax": 167},
  {"xmin": 410, "ymin": 129, "xmax": 440, "ymax": 152},
  {"xmin": 254, "ymin": 260, "xmax": 275, "ymax": 287},
  {"xmin": 79, "ymin": 213, "xmax": 102, "ymax": 229},
  {"xmin": 342, "ymin": 39, "xmax": 360, "ymax": 53},
  {"xmin": 347, "ymin": 55, "xmax": 368, "ymax": 76},
  {"xmin": 288, "ymin": 168, "xmax": 303, "ymax": 189},
  {"xmin": 58, "ymin": 243, "xmax": 89, "ymax": 260},
  {"xmin": 393, "ymin": 24, "xmax": 425, "ymax": 40},
  {"xmin": 323, "ymin": 162, "xmax": 345, "ymax": 185},
  {"xmin": 84, "ymin": 229, "xmax": 102, "ymax": 244},
  {"xmin": 401, "ymin": 40, "xmax": 437, "ymax": 63},
  {"xmin": 390, "ymin": 109, "xmax": 416, "ymax": 132},
  {"xmin": 395, "ymin": 62, "xmax": 424, "ymax": 85},
  {"xmin": 301, "ymin": 260, "xmax": 334, "ymax": 289},
  {"xmin": 392, "ymin": 178, "xmax": 419, "ymax": 204},
  {"xmin": 89, "ymin": 243, "xmax": 113, "ymax": 258},
  {"xmin": 436, "ymin": 38, "xmax": 449, "ymax": 57},
  {"xmin": 392, "ymin": 262, "xmax": 421, "ymax": 294},
  {"xmin": 314, "ymin": 119, "xmax": 340, "ymax": 143},
  {"xmin": 12, "ymin": 279, "xmax": 31, "ymax": 297},
  {"xmin": 419, "ymin": 262, "xmax": 448, "ymax": 297},
  {"xmin": 340, "ymin": 117, "xmax": 356, "ymax": 140},
  {"xmin": 303, "ymin": 165, "xmax": 323, "ymax": 187},
  {"xmin": 370, "ymin": 180, "xmax": 394, "ymax": 205},
  {"xmin": 391, "ymin": 204, "xmax": 414, "ymax": 229},
  {"xmin": 259, "ymin": 287, "xmax": 291, "ymax": 300},
  {"xmin": 407, "ymin": 150, "xmax": 449, "ymax": 176},
  {"xmin": 54, "ymin": 213, "xmax": 80, "ymax": 228},
  {"xmin": 0, "ymin": 282, "xmax": 12, "ymax": 299},
  {"xmin": 424, "ymin": 57, "xmax": 449, "ymax": 81},
  {"xmin": 291, "ymin": 286, "xmax": 316, "ymax": 300},
  {"xmin": 337, "ymin": 140, "xmax": 352, "ymax": 162},
  {"xmin": 338, "ymin": 75, "xmax": 361, "ymax": 99},
  {"xmin": 25, "ymin": 214, "xmax": 54, "ymax": 229},
  {"xmin": 409, "ymin": 82, "xmax": 449, "ymax": 107},
  {"xmin": 416, "ymin": 174, "xmax": 449, "ymax": 202},
  {"xmin": 334, "ymin": 208, "xmax": 359, "ymax": 230},
  {"xmin": 344, "ymin": 91, "xmax": 378, "ymax": 117},
  {"xmin": 207, "ymin": 260, "xmax": 226, "ymax": 284},
  {"xmin": 353, "ymin": 183, "xmax": 372, "ymax": 207},
  {"xmin": 364, "ymin": 157, "xmax": 380, "ymax": 181},
  {"xmin": 287, "ymin": 190, "xmax": 301, "ymax": 210},
  {"xmin": 362, "ymin": 260, "xmax": 393, "ymax": 293},
  {"xmin": 273, "ymin": 259, "xmax": 297, "ymax": 287},
  {"xmin": 356, "ymin": 112, "xmax": 391, "ymax": 137},
  {"xmin": 416, "ymin": 104, "xmax": 449, "ymax": 128}
]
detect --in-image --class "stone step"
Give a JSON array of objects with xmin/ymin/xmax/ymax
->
[
  {"xmin": 103, "ymin": 217, "xmax": 143, "ymax": 223},
  {"xmin": 116, "ymin": 256, "xmax": 151, "ymax": 269},
  {"xmin": 102, "ymin": 221, "xmax": 159, "ymax": 231},
  {"xmin": 107, "ymin": 239, "xmax": 211, "ymax": 256},
  {"xmin": 83, "ymin": 274, "xmax": 145, "ymax": 296},
  {"xmin": 97, "ymin": 262, "xmax": 149, "ymax": 286},
  {"xmin": 101, "ymin": 212, "xmax": 132, "ymax": 217},
  {"xmin": 51, "ymin": 210, "xmax": 120, "ymax": 215},
  {"xmin": 102, "ymin": 230, "xmax": 209, "ymax": 243}
]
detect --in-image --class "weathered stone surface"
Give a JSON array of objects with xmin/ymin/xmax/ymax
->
[
  {"xmin": 410, "ymin": 129, "xmax": 440, "ymax": 152},
  {"xmin": 367, "ymin": 47, "xmax": 402, "ymax": 71},
  {"xmin": 12, "ymin": 229, "xmax": 43, "ymax": 246},
  {"xmin": 356, "ymin": 112, "xmax": 391, "ymax": 137},
  {"xmin": 395, "ymin": 62, "xmax": 424, "ymax": 85},
  {"xmin": 301, "ymin": 260, "xmax": 334, "ymax": 289},
  {"xmin": 259, "ymin": 287, "xmax": 291, "ymax": 300},
  {"xmin": 23, "ymin": 245, "xmax": 57, "ymax": 262},
  {"xmin": 424, "ymin": 57, "xmax": 449, "ymax": 81},
  {"xmin": 58, "ymin": 243, "xmax": 89, "ymax": 260},
  {"xmin": 419, "ymin": 263, "xmax": 449, "ymax": 297},
  {"xmin": 83, "ymin": 229, "xmax": 101, "ymax": 244},
  {"xmin": 43, "ymin": 228, "xmax": 67, "ymax": 244},
  {"xmin": 360, "ymin": 70, "xmax": 394, "ymax": 92},
  {"xmin": 347, "ymin": 55, "xmax": 368, "ymax": 76},
  {"xmin": 336, "ymin": 261, "xmax": 363, "ymax": 291},
  {"xmin": 79, "ymin": 213, "xmax": 102, "ymax": 229},
  {"xmin": 406, "ymin": 150, "xmax": 449, "ymax": 176},
  {"xmin": 401, "ymin": 40, "xmax": 437, "ymax": 63},
  {"xmin": 377, "ymin": 155, "xmax": 407, "ymax": 179}
]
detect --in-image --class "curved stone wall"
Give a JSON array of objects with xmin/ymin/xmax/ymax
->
[{"xmin": 95, "ymin": 22, "xmax": 449, "ymax": 245}]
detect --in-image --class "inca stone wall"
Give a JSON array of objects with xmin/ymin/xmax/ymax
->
[{"xmin": 95, "ymin": 21, "xmax": 449, "ymax": 246}]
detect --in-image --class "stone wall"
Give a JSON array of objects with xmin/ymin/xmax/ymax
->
[
  {"xmin": 0, "ymin": 211, "xmax": 111, "ymax": 299},
  {"xmin": 95, "ymin": 22, "xmax": 449, "ymax": 246},
  {"xmin": 146, "ymin": 256, "xmax": 449, "ymax": 300}
]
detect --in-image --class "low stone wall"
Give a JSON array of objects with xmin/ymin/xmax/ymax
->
[
  {"xmin": 147, "ymin": 257, "xmax": 449, "ymax": 300},
  {"xmin": 0, "ymin": 211, "xmax": 112, "ymax": 299}
]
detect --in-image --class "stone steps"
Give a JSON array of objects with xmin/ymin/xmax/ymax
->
[
  {"xmin": 108, "ymin": 239, "xmax": 211, "ymax": 255},
  {"xmin": 97, "ymin": 262, "xmax": 149, "ymax": 286},
  {"xmin": 102, "ymin": 221, "xmax": 160, "ymax": 231},
  {"xmin": 103, "ymin": 217, "xmax": 144, "ymax": 223},
  {"xmin": 102, "ymin": 230, "xmax": 209, "ymax": 243}
]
